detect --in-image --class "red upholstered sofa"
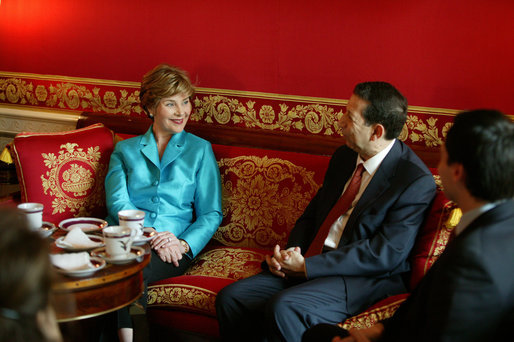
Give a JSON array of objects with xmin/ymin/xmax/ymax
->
[{"xmin": 3, "ymin": 112, "xmax": 461, "ymax": 341}]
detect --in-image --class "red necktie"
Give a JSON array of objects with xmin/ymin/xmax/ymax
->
[{"xmin": 305, "ymin": 163, "xmax": 365, "ymax": 257}]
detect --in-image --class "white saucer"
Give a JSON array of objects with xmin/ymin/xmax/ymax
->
[
  {"xmin": 54, "ymin": 257, "xmax": 106, "ymax": 277},
  {"xmin": 55, "ymin": 234, "xmax": 104, "ymax": 251},
  {"xmin": 91, "ymin": 246, "xmax": 145, "ymax": 265},
  {"xmin": 59, "ymin": 217, "xmax": 108, "ymax": 233},
  {"xmin": 39, "ymin": 221, "xmax": 57, "ymax": 238},
  {"xmin": 133, "ymin": 227, "xmax": 157, "ymax": 246}
]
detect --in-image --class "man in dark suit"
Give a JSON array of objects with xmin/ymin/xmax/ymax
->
[
  {"xmin": 215, "ymin": 82, "xmax": 437, "ymax": 342},
  {"xmin": 303, "ymin": 109, "xmax": 514, "ymax": 342}
]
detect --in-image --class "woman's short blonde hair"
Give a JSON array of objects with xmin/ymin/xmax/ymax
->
[{"xmin": 139, "ymin": 64, "xmax": 195, "ymax": 117}]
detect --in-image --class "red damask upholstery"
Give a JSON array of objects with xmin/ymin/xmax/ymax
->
[
  {"xmin": 340, "ymin": 169, "xmax": 461, "ymax": 330},
  {"xmin": 10, "ymin": 124, "xmax": 114, "ymax": 223},
  {"xmin": 149, "ymin": 245, "xmax": 269, "ymax": 316},
  {"xmin": 148, "ymin": 245, "xmax": 270, "ymax": 337}
]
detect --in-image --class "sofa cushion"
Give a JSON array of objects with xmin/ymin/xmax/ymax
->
[
  {"xmin": 212, "ymin": 144, "xmax": 330, "ymax": 249},
  {"xmin": 11, "ymin": 124, "xmax": 114, "ymax": 223},
  {"xmin": 148, "ymin": 245, "xmax": 268, "ymax": 316}
]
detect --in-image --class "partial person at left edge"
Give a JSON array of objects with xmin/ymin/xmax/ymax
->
[
  {"xmin": 0, "ymin": 208, "xmax": 63, "ymax": 342},
  {"xmin": 104, "ymin": 63, "xmax": 223, "ymax": 342}
]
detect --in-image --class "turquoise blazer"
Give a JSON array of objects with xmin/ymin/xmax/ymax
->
[{"xmin": 105, "ymin": 127, "xmax": 223, "ymax": 257}]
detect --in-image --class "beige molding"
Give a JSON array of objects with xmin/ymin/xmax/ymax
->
[{"xmin": 0, "ymin": 105, "xmax": 78, "ymax": 137}]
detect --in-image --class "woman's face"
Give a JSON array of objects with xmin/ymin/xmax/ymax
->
[{"xmin": 150, "ymin": 93, "xmax": 192, "ymax": 136}]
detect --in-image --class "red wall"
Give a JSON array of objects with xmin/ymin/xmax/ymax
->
[{"xmin": 1, "ymin": 0, "xmax": 513, "ymax": 113}]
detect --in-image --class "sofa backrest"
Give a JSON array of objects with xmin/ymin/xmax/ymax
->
[{"xmin": 76, "ymin": 111, "xmax": 441, "ymax": 168}]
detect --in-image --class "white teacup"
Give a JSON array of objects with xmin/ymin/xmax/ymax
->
[
  {"xmin": 102, "ymin": 226, "xmax": 137, "ymax": 260},
  {"xmin": 17, "ymin": 202, "xmax": 44, "ymax": 231},
  {"xmin": 118, "ymin": 209, "xmax": 145, "ymax": 237}
]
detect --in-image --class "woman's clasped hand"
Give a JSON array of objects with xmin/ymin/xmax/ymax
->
[{"xmin": 149, "ymin": 230, "xmax": 185, "ymax": 266}]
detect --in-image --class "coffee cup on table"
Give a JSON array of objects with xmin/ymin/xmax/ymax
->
[
  {"xmin": 17, "ymin": 202, "xmax": 44, "ymax": 231},
  {"xmin": 102, "ymin": 226, "xmax": 137, "ymax": 259},
  {"xmin": 118, "ymin": 209, "xmax": 145, "ymax": 237}
]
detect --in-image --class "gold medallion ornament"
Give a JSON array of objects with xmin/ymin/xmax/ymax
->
[{"xmin": 40, "ymin": 143, "xmax": 107, "ymax": 216}]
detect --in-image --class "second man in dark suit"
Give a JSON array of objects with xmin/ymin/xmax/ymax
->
[{"xmin": 303, "ymin": 109, "xmax": 514, "ymax": 342}]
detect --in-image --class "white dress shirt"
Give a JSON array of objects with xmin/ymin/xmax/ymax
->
[{"xmin": 324, "ymin": 139, "xmax": 396, "ymax": 249}]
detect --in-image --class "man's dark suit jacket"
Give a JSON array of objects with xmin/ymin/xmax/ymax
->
[
  {"xmin": 382, "ymin": 200, "xmax": 514, "ymax": 341},
  {"xmin": 287, "ymin": 140, "xmax": 436, "ymax": 314}
]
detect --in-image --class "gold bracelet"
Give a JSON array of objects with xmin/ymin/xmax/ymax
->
[{"xmin": 179, "ymin": 239, "xmax": 190, "ymax": 254}]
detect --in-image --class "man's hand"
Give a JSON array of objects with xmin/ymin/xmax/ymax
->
[
  {"xmin": 266, "ymin": 245, "xmax": 287, "ymax": 277},
  {"xmin": 150, "ymin": 231, "xmax": 185, "ymax": 266},
  {"xmin": 265, "ymin": 245, "xmax": 306, "ymax": 278},
  {"xmin": 280, "ymin": 247, "xmax": 306, "ymax": 278}
]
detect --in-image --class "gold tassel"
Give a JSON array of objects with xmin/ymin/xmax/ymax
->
[
  {"xmin": 446, "ymin": 208, "xmax": 462, "ymax": 228},
  {"xmin": 0, "ymin": 146, "xmax": 13, "ymax": 164}
]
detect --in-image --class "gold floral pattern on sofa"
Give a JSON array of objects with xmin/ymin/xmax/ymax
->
[
  {"xmin": 147, "ymin": 248, "xmax": 267, "ymax": 316},
  {"xmin": 185, "ymin": 247, "xmax": 266, "ymax": 280},
  {"xmin": 147, "ymin": 284, "xmax": 217, "ymax": 315},
  {"xmin": 213, "ymin": 155, "xmax": 321, "ymax": 249}
]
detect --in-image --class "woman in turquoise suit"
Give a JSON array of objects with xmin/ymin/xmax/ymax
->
[{"xmin": 105, "ymin": 63, "xmax": 223, "ymax": 342}]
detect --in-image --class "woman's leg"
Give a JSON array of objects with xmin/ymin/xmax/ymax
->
[{"xmin": 117, "ymin": 249, "xmax": 193, "ymax": 341}]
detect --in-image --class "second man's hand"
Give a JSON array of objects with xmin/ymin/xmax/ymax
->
[{"xmin": 265, "ymin": 245, "xmax": 306, "ymax": 279}]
